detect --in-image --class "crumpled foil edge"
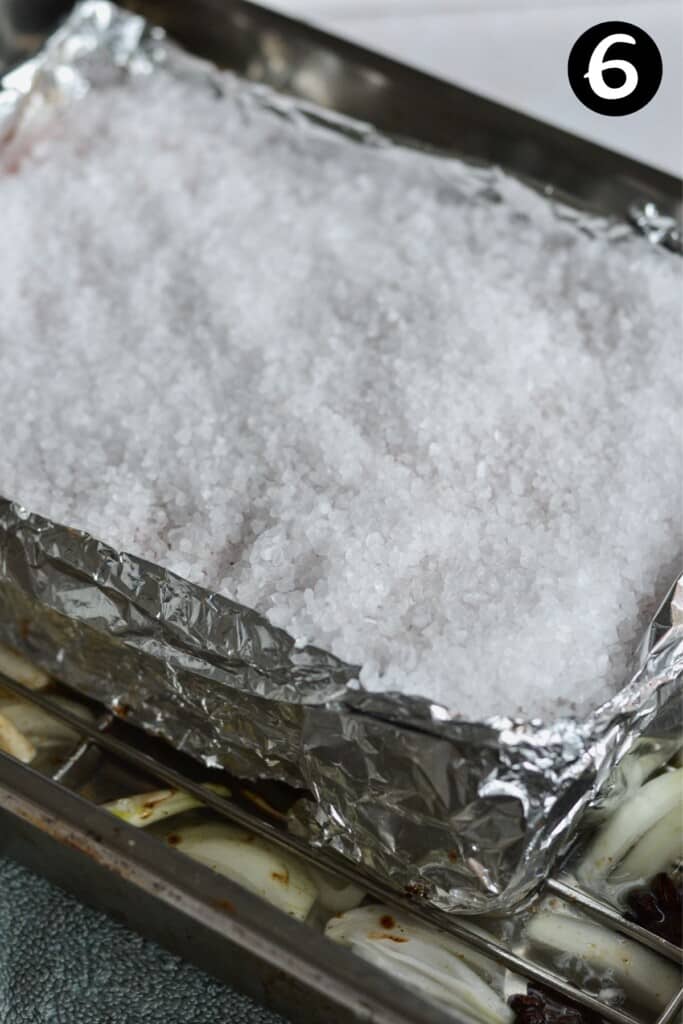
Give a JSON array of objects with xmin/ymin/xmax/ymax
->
[
  {"xmin": 1, "ymin": 494, "xmax": 680, "ymax": 914},
  {"xmin": 0, "ymin": 2, "xmax": 681, "ymax": 913}
]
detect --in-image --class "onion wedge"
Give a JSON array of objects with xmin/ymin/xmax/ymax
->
[
  {"xmin": 0, "ymin": 698, "xmax": 93, "ymax": 750},
  {"xmin": 308, "ymin": 866, "xmax": 365, "ymax": 913},
  {"xmin": 0, "ymin": 644, "xmax": 50, "ymax": 692},
  {"xmin": 0, "ymin": 711, "xmax": 36, "ymax": 763},
  {"xmin": 102, "ymin": 784, "xmax": 231, "ymax": 827},
  {"xmin": 613, "ymin": 804, "xmax": 683, "ymax": 884},
  {"xmin": 578, "ymin": 768, "xmax": 683, "ymax": 884},
  {"xmin": 618, "ymin": 747, "xmax": 679, "ymax": 796},
  {"xmin": 326, "ymin": 906, "xmax": 512, "ymax": 1024},
  {"xmin": 525, "ymin": 911, "xmax": 679, "ymax": 1011},
  {"xmin": 164, "ymin": 823, "xmax": 317, "ymax": 921}
]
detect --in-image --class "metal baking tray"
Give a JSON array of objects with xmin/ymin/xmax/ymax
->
[
  {"xmin": 1, "ymin": 669, "xmax": 681, "ymax": 1024},
  {"xmin": 1, "ymin": 661, "xmax": 682, "ymax": 1024},
  {"xmin": 1, "ymin": 0, "xmax": 680, "ymax": 236},
  {"xmin": 0, "ymin": 2, "xmax": 681, "ymax": 1022}
]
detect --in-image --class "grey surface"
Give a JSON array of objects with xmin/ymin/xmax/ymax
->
[{"xmin": 0, "ymin": 854, "xmax": 286, "ymax": 1024}]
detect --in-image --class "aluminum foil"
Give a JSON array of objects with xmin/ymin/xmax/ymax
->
[{"xmin": 0, "ymin": 2, "xmax": 681, "ymax": 915}]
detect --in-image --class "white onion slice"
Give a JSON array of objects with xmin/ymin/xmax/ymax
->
[
  {"xmin": 166, "ymin": 823, "xmax": 317, "ymax": 921},
  {"xmin": 0, "ymin": 711, "xmax": 36, "ymax": 763},
  {"xmin": 308, "ymin": 866, "xmax": 365, "ymax": 913},
  {"xmin": 578, "ymin": 767, "xmax": 683, "ymax": 884},
  {"xmin": 0, "ymin": 698, "xmax": 93, "ymax": 750},
  {"xmin": 326, "ymin": 906, "xmax": 512, "ymax": 1024},
  {"xmin": 613, "ymin": 804, "xmax": 683, "ymax": 884},
  {"xmin": 593, "ymin": 744, "xmax": 676, "ymax": 821},
  {"xmin": 103, "ymin": 784, "xmax": 231, "ymax": 827},
  {"xmin": 0, "ymin": 644, "xmax": 50, "ymax": 691},
  {"xmin": 502, "ymin": 966, "xmax": 528, "ymax": 1001},
  {"xmin": 525, "ymin": 911, "xmax": 679, "ymax": 1011},
  {"xmin": 619, "ymin": 748, "xmax": 679, "ymax": 796}
]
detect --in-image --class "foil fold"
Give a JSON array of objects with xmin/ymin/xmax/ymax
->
[
  {"xmin": 0, "ymin": 3, "xmax": 681, "ymax": 913},
  {"xmin": 1, "ymin": 496, "xmax": 680, "ymax": 914}
]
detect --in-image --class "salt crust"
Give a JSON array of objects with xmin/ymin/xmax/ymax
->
[{"xmin": 0, "ymin": 69, "xmax": 680, "ymax": 720}]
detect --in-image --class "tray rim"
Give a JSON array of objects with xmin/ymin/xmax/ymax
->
[{"xmin": 0, "ymin": 749, "xmax": 459, "ymax": 1024}]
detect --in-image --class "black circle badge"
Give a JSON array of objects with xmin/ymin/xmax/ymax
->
[{"xmin": 568, "ymin": 22, "xmax": 662, "ymax": 116}]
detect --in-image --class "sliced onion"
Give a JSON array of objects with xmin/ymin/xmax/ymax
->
[
  {"xmin": 502, "ymin": 967, "xmax": 528, "ymax": 1001},
  {"xmin": 525, "ymin": 910, "xmax": 679, "ymax": 1011},
  {"xmin": 0, "ymin": 644, "xmax": 50, "ymax": 692},
  {"xmin": 613, "ymin": 804, "xmax": 683, "ymax": 884},
  {"xmin": 102, "ymin": 784, "xmax": 231, "ymax": 827},
  {"xmin": 577, "ymin": 767, "xmax": 683, "ymax": 884},
  {"xmin": 164, "ymin": 821, "xmax": 248, "ymax": 842},
  {"xmin": 326, "ymin": 906, "xmax": 512, "ymax": 1024},
  {"xmin": 165, "ymin": 823, "xmax": 317, "ymax": 921},
  {"xmin": 0, "ymin": 711, "xmax": 36, "ymax": 763},
  {"xmin": 0, "ymin": 698, "xmax": 93, "ymax": 750},
  {"xmin": 356, "ymin": 939, "xmax": 510, "ymax": 1024},
  {"xmin": 308, "ymin": 866, "xmax": 365, "ymax": 913},
  {"xmin": 618, "ymin": 747, "xmax": 679, "ymax": 797},
  {"xmin": 593, "ymin": 743, "xmax": 677, "ymax": 821}
]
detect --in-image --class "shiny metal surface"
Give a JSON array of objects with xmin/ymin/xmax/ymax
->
[
  {"xmin": 545, "ymin": 877, "xmax": 682, "ymax": 966},
  {"xmin": 656, "ymin": 990, "xmax": 683, "ymax": 1024},
  {"xmin": 0, "ymin": 1, "xmax": 681, "ymax": 915},
  {"xmin": 0, "ymin": 750, "xmax": 458, "ymax": 1024},
  {"xmin": 0, "ymin": 485, "xmax": 680, "ymax": 917},
  {"xmin": 0, "ymin": 676, "xmax": 680, "ymax": 1024},
  {"xmin": 0, "ymin": 3, "xmax": 680, "ymax": 1019},
  {"xmin": 0, "ymin": 0, "xmax": 680, "ymax": 248}
]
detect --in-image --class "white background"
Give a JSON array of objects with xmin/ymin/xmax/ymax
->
[{"xmin": 264, "ymin": 0, "xmax": 682, "ymax": 176}]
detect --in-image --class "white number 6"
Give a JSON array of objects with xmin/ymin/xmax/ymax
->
[{"xmin": 584, "ymin": 33, "xmax": 639, "ymax": 100}]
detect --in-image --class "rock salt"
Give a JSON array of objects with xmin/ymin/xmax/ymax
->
[{"xmin": 0, "ymin": 68, "xmax": 680, "ymax": 721}]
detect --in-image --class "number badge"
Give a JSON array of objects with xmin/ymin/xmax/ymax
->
[{"xmin": 568, "ymin": 22, "xmax": 662, "ymax": 116}]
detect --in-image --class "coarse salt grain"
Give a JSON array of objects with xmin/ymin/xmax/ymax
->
[{"xmin": 0, "ymin": 68, "xmax": 680, "ymax": 721}]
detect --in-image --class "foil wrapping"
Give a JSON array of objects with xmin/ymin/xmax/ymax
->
[{"xmin": 0, "ymin": 2, "xmax": 681, "ymax": 914}]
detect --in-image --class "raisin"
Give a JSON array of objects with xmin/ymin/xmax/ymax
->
[
  {"xmin": 626, "ymin": 872, "xmax": 682, "ymax": 948},
  {"xmin": 510, "ymin": 985, "xmax": 606, "ymax": 1024}
]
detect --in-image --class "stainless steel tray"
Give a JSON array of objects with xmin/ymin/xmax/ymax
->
[
  {"xmin": 0, "ymin": 671, "xmax": 681, "ymax": 1024},
  {"xmin": 0, "ymin": 0, "xmax": 680, "ymax": 240},
  {"xmin": 0, "ymin": 2, "xmax": 681, "ymax": 1021}
]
